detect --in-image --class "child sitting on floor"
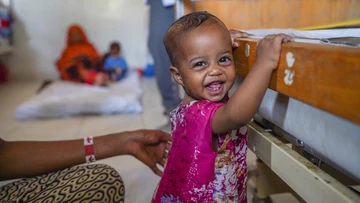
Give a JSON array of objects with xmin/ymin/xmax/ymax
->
[
  {"xmin": 104, "ymin": 42, "xmax": 128, "ymax": 81},
  {"xmin": 151, "ymin": 12, "xmax": 293, "ymax": 203}
]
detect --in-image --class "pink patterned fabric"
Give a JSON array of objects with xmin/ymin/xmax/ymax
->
[{"xmin": 152, "ymin": 100, "xmax": 248, "ymax": 203}]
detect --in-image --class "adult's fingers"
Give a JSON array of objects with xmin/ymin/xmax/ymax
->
[
  {"xmin": 166, "ymin": 142, "xmax": 171, "ymax": 150},
  {"xmin": 152, "ymin": 166, "xmax": 163, "ymax": 176},
  {"xmin": 159, "ymin": 158, "xmax": 166, "ymax": 167},
  {"xmin": 158, "ymin": 131, "xmax": 172, "ymax": 142},
  {"xmin": 165, "ymin": 143, "xmax": 171, "ymax": 158}
]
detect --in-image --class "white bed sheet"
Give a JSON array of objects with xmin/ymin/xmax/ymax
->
[
  {"xmin": 258, "ymin": 89, "xmax": 360, "ymax": 182},
  {"xmin": 15, "ymin": 71, "xmax": 142, "ymax": 121},
  {"xmin": 244, "ymin": 28, "xmax": 360, "ymax": 39}
]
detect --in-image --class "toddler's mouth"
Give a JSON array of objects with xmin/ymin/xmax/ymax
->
[{"xmin": 205, "ymin": 81, "xmax": 225, "ymax": 95}]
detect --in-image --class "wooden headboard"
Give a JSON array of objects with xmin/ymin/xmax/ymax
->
[{"xmin": 182, "ymin": 0, "xmax": 360, "ymax": 29}]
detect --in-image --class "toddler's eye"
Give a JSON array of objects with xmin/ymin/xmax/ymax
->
[
  {"xmin": 194, "ymin": 62, "xmax": 206, "ymax": 67},
  {"xmin": 219, "ymin": 57, "xmax": 231, "ymax": 63}
]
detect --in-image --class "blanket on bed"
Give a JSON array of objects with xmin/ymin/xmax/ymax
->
[{"xmin": 16, "ymin": 72, "xmax": 142, "ymax": 121}]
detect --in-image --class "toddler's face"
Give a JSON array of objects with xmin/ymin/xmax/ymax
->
[
  {"xmin": 174, "ymin": 23, "xmax": 236, "ymax": 103},
  {"xmin": 110, "ymin": 47, "xmax": 120, "ymax": 58}
]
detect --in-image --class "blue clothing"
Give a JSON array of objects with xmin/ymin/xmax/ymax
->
[
  {"xmin": 104, "ymin": 56, "xmax": 128, "ymax": 72},
  {"xmin": 104, "ymin": 56, "xmax": 128, "ymax": 81}
]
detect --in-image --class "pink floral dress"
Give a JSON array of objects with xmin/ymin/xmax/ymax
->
[{"xmin": 152, "ymin": 100, "xmax": 248, "ymax": 203}]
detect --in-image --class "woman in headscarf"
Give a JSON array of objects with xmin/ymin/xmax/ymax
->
[{"xmin": 56, "ymin": 25, "xmax": 108, "ymax": 86}]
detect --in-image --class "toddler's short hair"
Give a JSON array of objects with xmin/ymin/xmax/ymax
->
[
  {"xmin": 110, "ymin": 42, "xmax": 121, "ymax": 51},
  {"xmin": 163, "ymin": 11, "xmax": 227, "ymax": 67}
]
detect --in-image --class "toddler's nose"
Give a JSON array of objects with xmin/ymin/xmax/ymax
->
[{"xmin": 208, "ymin": 65, "xmax": 222, "ymax": 76}]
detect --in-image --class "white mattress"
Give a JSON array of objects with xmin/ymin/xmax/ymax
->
[
  {"xmin": 15, "ymin": 71, "xmax": 142, "ymax": 121},
  {"xmin": 258, "ymin": 89, "xmax": 360, "ymax": 182}
]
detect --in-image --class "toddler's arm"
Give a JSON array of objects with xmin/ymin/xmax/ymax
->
[
  {"xmin": 212, "ymin": 34, "xmax": 293, "ymax": 134},
  {"xmin": 120, "ymin": 58, "xmax": 128, "ymax": 71},
  {"xmin": 104, "ymin": 58, "xmax": 114, "ymax": 71}
]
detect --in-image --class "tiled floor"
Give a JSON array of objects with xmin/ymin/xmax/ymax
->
[{"xmin": 0, "ymin": 78, "xmax": 299, "ymax": 203}]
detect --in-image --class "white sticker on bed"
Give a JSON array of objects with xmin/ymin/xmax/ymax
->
[{"xmin": 284, "ymin": 52, "xmax": 295, "ymax": 86}]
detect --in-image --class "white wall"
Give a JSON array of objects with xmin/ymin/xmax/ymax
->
[{"xmin": 9, "ymin": 0, "xmax": 150, "ymax": 81}]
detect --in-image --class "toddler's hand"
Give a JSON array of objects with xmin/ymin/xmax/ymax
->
[
  {"xmin": 229, "ymin": 29, "xmax": 249, "ymax": 48},
  {"xmin": 115, "ymin": 68, "xmax": 123, "ymax": 74},
  {"xmin": 256, "ymin": 34, "xmax": 294, "ymax": 70}
]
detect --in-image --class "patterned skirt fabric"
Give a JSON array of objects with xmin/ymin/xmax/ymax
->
[{"xmin": 0, "ymin": 164, "xmax": 125, "ymax": 203}]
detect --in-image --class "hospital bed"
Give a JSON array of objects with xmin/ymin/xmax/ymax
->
[{"xmin": 234, "ymin": 34, "xmax": 360, "ymax": 202}]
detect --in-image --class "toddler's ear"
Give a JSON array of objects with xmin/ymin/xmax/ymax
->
[{"xmin": 169, "ymin": 66, "xmax": 184, "ymax": 86}]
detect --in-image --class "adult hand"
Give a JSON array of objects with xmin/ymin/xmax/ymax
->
[
  {"xmin": 128, "ymin": 130, "xmax": 171, "ymax": 176},
  {"xmin": 229, "ymin": 29, "xmax": 249, "ymax": 48},
  {"xmin": 0, "ymin": 129, "xmax": 171, "ymax": 181}
]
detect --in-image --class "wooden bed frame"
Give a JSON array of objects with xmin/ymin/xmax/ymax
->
[{"xmin": 234, "ymin": 38, "xmax": 360, "ymax": 124}]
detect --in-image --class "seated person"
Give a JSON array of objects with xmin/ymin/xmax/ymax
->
[
  {"xmin": 56, "ymin": 25, "xmax": 108, "ymax": 86},
  {"xmin": 0, "ymin": 129, "xmax": 170, "ymax": 202},
  {"xmin": 104, "ymin": 42, "xmax": 128, "ymax": 81}
]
